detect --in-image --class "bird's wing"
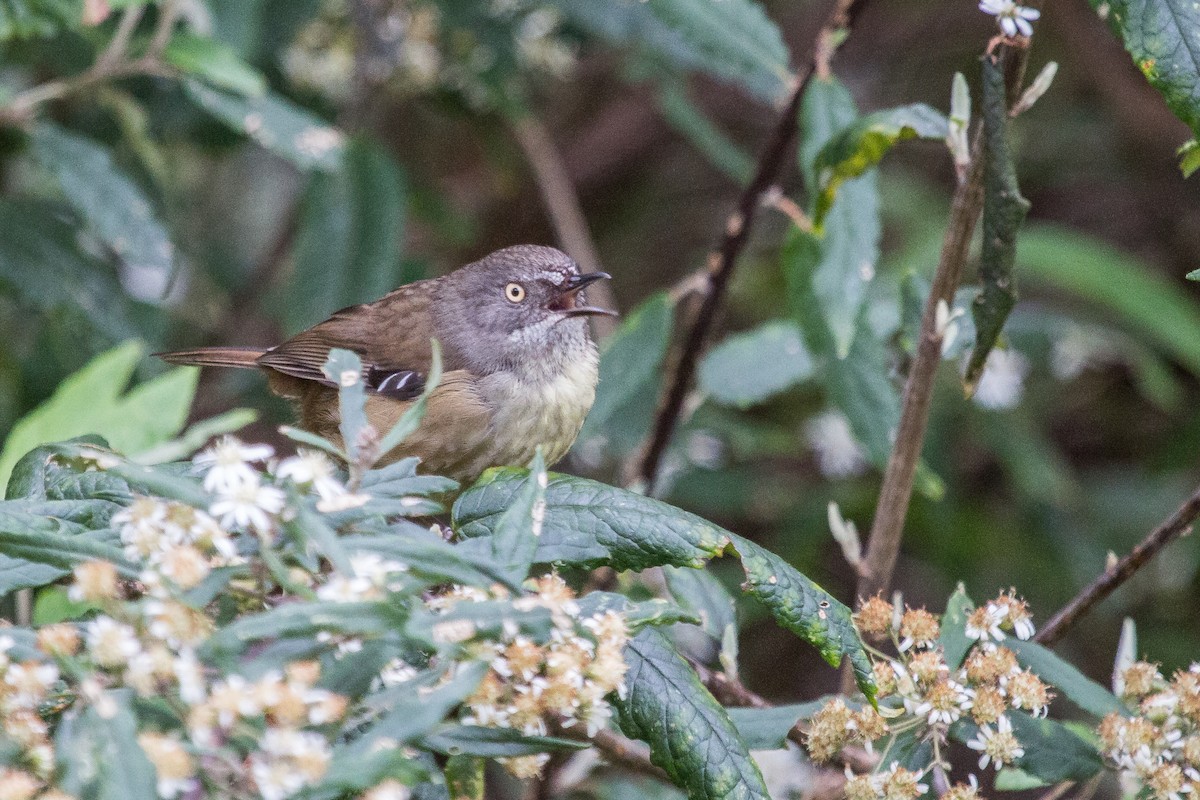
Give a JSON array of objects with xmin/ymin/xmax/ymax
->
[{"xmin": 257, "ymin": 283, "xmax": 438, "ymax": 401}]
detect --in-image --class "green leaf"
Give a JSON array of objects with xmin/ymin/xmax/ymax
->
[
  {"xmin": 287, "ymin": 498, "xmax": 354, "ymax": 575},
  {"xmin": 377, "ymin": 341, "xmax": 442, "ymax": 457},
  {"xmin": 1006, "ymin": 713, "xmax": 1104, "ymax": 783},
  {"xmin": 553, "ymin": 0, "xmax": 790, "ymax": 102},
  {"xmin": 76, "ymin": 690, "xmax": 158, "ymax": 800},
  {"xmin": 994, "ymin": 768, "xmax": 1050, "ymax": 791},
  {"xmin": 0, "ymin": 0, "xmax": 82, "ymax": 41},
  {"xmin": 204, "ymin": 601, "xmax": 405, "ymax": 656},
  {"xmin": 33, "ymin": 585, "xmax": 99, "ymax": 623},
  {"xmin": 361, "ymin": 457, "xmax": 459, "ymax": 498},
  {"xmin": 575, "ymin": 591, "xmax": 701, "ymax": 631},
  {"xmin": 131, "ymin": 408, "xmax": 257, "ymax": 464},
  {"xmin": 617, "ymin": 628, "xmax": 770, "ymax": 799},
  {"xmin": 726, "ymin": 701, "xmax": 824, "ymax": 750},
  {"xmin": 164, "ymin": 33, "xmax": 267, "ymax": 96},
  {"xmin": 31, "ymin": 123, "xmax": 175, "ymax": 279},
  {"xmin": 656, "ymin": 79, "xmax": 753, "ymax": 182},
  {"xmin": 342, "ymin": 533, "xmax": 519, "ymax": 591},
  {"xmin": 699, "ymin": 321, "xmax": 814, "ymax": 408},
  {"xmin": 283, "ymin": 135, "xmax": 408, "ymax": 331},
  {"xmin": 184, "ymin": 80, "xmax": 345, "ymax": 171},
  {"xmin": 810, "ymin": 101, "xmax": 947, "ymax": 230},
  {"xmin": 578, "ymin": 292, "xmax": 674, "ymax": 448},
  {"xmin": 1007, "ymin": 638, "xmax": 1129, "ymax": 718},
  {"xmin": 0, "ymin": 342, "xmax": 197, "ymax": 494},
  {"xmin": 0, "ymin": 199, "xmax": 145, "ymax": 344},
  {"xmin": 798, "ymin": 76, "xmax": 884, "ymax": 358},
  {"xmin": 964, "ymin": 54, "xmax": 1031, "ymax": 392},
  {"xmin": 421, "ymin": 725, "xmax": 588, "ymax": 758},
  {"xmin": 323, "ymin": 348, "xmax": 368, "ymax": 463},
  {"xmin": 939, "ymin": 584, "xmax": 975, "ymax": 669},
  {"xmin": 444, "ymin": 755, "xmax": 484, "ymax": 800},
  {"xmin": 0, "ymin": 508, "xmax": 134, "ymax": 582},
  {"xmin": 1095, "ymin": 0, "xmax": 1200, "ymax": 134},
  {"xmin": 453, "ymin": 470, "xmax": 876, "ymax": 699},
  {"xmin": 365, "ymin": 663, "xmax": 487, "ymax": 745},
  {"xmin": 1016, "ymin": 225, "xmax": 1200, "ymax": 376},
  {"xmin": 488, "ymin": 451, "xmax": 546, "ymax": 584},
  {"xmin": 1179, "ymin": 139, "xmax": 1200, "ymax": 177},
  {"xmin": 663, "ymin": 565, "xmax": 736, "ymax": 642}
]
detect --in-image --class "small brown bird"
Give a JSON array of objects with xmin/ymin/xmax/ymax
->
[{"xmin": 158, "ymin": 245, "xmax": 614, "ymax": 482}]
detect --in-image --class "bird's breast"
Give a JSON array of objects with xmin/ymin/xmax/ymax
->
[{"xmin": 478, "ymin": 348, "xmax": 599, "ymax": 468}]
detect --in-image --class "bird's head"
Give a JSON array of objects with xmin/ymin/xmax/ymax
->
[{"xmin": 434, "ymin": 244, "xmax": 615, "ymax": 375}]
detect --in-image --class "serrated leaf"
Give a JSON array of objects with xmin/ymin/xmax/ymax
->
[
  {"xmin": 578, "ymin": 292, "xmax": 674, "ymax": 449},
  {"xmin": 798, "ymin": 76, "xmax": 883, "ymax": 357},
  {"xmin": 725, "ymin": 702, "xmax": 825, "ymax": 750},
  {"xmin": 31, "ymin": 123, "xmax": 175, "ymax": 279},
  {"xmin": 553, "ymin": 0, "xmax": 790, "ymax": 102},
  {"xmin": 164, "ymin": 33, "xmax": 267, "ymax": 96},
  {"xmin": 617, "ymin": 628, "xmax": 770, "ymax": 799},
  {"xmin": 810, "ymin": 102, "xmax": 948, "ymax": 228},
  {"xmin": 0, "ymin": 507, "xmax": 134, "ymax": 590},
  {"xmin": 1095, "ymin": 0, "xmax": 1200, "ymax": 134},
  {"xmin": 283, "ymin": 135, "xmax": 407, "ymax": 331},
  {"xmin": 0, "ymin": 342, "xmax": 197, "ymax": 494},
  {"xmin": 1007, "ymin": 638, "xmax": 1129, "ymax": 718},
  {"xmin": 453, "ymin": 470, "xmax": 875, "ymax": 700},
  {"xmin": 421, "ymin": 725, "xmax": 588, "ymax": 758},
  {"xmin": 489, "ymin": 451, "xmax": 546, "ymax": 584},
  {"xmin": 0, "ymin": 199, "xmax": 145, "ymax": 344},
  {"xmin": 699, "ymin": 321, "xmax": 813, "ymax": 408},
  {"xmin": 965, "ymin": 54, "xmax": 1030, "ymax": 391},
  {"xmin": 184, "ymin": 80, "xmax": 345, "ymax": 171}
]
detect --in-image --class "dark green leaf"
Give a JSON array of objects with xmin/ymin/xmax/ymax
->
[
  {"xmin": 954, "ymin": 713, "xmax": 1103, "ymax": 783},
  {"xmin": 284, "ymin": 135, "xmax": 407, "ymax": 331},
  {"xmin": 699, "ymin": 321, "xmax": 814, "ymax": 408},
  {"xmin": 421, "ymin": 725, "xmax": 588, "ymax": 758},
  {"xmin": 361, "ymin": 457, "xmax": 459, "ymax": 498},
  {"xmin": 965, "ymin": 54, "xmax": 1031, "ymax": 391},
  {"xmin": 656, "ymin": 79, "xmax": 753, "ymax": 182},
  {"xmin": 1007, "ymin": 639, "xmax": 1129, "ymax": 718},
  {"xmin": 798, "ymin": 76, "xmax": 883, "ymax": 357},
  {"xmin": 663, "ymin": 565, "xmax": 736, "ymax": 642},
  {"xmin": 1096, "ymin": 0, "xmax": 1200, "ymax": 133},
  {"xmin": 578, "ymin": 292, "xmax": 674, "ymax": 448},
  {"xmin": 617, "ymin": 628, "xmax": 770, "ymax": 799},
  {"xmin": 341, "ymin": 532, "xmax": 522, "ymax": 592},
  {"xmin": 489, "ymin": 451, "xmax": 546, "ymax": 584},
  {"xmin": 0, "ymin": 508, "xmax": 133, "ymax": 587},
  {"xmin": 164, "ymin": 33, "xmax": 268, "ymax": 96},
  {"xmin": 576, "ymin": 591, "xmax": 701, "ymax": 630},
  {"xmin": 810, "ymin": 103, "xmax": 948, "ymax": 228},
  {"xmin": 366, "ymin": 662, "xmax": 487, "ymax": 745},
  {"xmin": 552, "ymin": 0, "xmax": 790, "ymax": 102},
  {"xmin": 0, "ymin": 0, "xmax": 82, "ymax": 40},
  {"xmin": 31, "ymin": 123, "xmax": 175, "ymax": 279},
  {"xmin": 204, "ymin": 601, "xmax": 405, "ymax": 656},
  {"xmin": 287, "ymin": 499, "xmax": 354, "ymax": 575},
  {"xmin": 184, "ymin": 80, "xmax": 345, "ymax": 171},
  {"xmin": 0, "ymin": 199, "xmax": 144, "ymax": 344},
  {"xmin": 454, "ymin": 470, "xmax": 875, "ymax": 700},
  {"xmin": 726, "ymin": 702, "xmax": 824, "ymax": 749},
  {"xmin": 939, "ymin": 584, "xmax": 975, "ymax": 669}
]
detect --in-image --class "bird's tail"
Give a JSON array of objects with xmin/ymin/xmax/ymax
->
[{"xmin": 155, "ymin": 347, "xmax": 266, "ymax": 369}]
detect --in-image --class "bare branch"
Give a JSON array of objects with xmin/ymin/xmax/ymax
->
[
  {"xmin": 1036, "ymin": 480, "xmax": 1200, "ymax": 645},
  {"xmin": 636, "ymin": 0, "xmax": 872, "ymax": 493},
  {"xmin": 554, "ymin": 725, "xmax": 672, "ymax": 784},
  {"xmin": 511, "ymin": 114, "xmax": 619, "ymax": 339}
]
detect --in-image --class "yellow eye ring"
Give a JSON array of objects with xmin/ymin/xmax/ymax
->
[{"xmin": 504, "ymin": 282, "xmax": 526, "ymax": 303}]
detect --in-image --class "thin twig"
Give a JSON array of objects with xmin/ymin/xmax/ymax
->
[
  {"xmin": 555, "ymin": 725, "xmax": 672, "ymax": 784},
  {"xmin": 510, "ymin": 114, "xmax": 618, "ymax": 338},
  {"xmin": 635, "ymin": 0, "xmax": 871, "ymax": 493},
  {"xmin": 148, "ymin": 0, "xmax": 183, "ymax": 57},
  {"xmin": 855, "ymin": 37, "xmax": 1037, "ymax": 603},
  {"xmin": 1036, "ymin": 480, "xmax": 1200, "ymax": 645},
  {"xmin": 95, "ymin": 3, "xmax": 146, "ymax": 71}
]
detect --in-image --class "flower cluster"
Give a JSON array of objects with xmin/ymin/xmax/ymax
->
[
  {"xmin": 1099, "ymin": 662, "xmax": 1200, "ymax": 800},
  {"xmin": 439, "ymin": 575, "xmax": 630, "ymax": 779},
  {"xmin": 821, "ymin": 591, "xmax": 1051, "ymax": 799}
]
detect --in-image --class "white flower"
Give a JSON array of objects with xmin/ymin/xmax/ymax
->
[
  {"xmin": 85, "ymin": 616, "xmax": 142, "ymax": 667},
  {"xmin": 965, "ymin": 605, "xmax": 1007, "ymax": 642},
  {"xmin": 979, "ymin": 0, "xmax": 1040, "ymax": 36},
  {"xmin": 966, "ymin": 714, "xmax": 1025, "ymax": 770},
  {"xmin": 195, "ymin": 436, "xmax": 274, "ymax": 493},
  {"xmin": 805, "ymin": 410, "xmax": 867, "ymax": 478},
  {"xmin": 277, "ymin": 450, "xmax": 345, "ymax": 501},
  {"xmin": 377, "ymin": 659, "xmax": 419, "ymax": 688},
  {"xmin": 972, "ymin": 348, "xmax": 1030, "ymax": 410},
  {"xmin": 210, "ymin": 477, "xmax": 286, "ymax": 532}
]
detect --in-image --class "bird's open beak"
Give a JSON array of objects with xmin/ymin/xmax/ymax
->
[{"xmin": 555, "ymin": 271, "xmax": 618, "ymax": 318}]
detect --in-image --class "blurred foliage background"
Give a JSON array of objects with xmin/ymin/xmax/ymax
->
[{"xmin": 1, "ymin": 0, "xmax": 1198, "ymax": 720}]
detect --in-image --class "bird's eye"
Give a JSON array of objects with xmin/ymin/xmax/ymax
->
[{"xmin": 504, "ymin": 282, "xmax": 526, "ymax": 303}]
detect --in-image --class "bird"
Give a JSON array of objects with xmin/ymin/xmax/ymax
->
[{"xmin": 157, "ymin": 245, "xmax": 615, "ymax": 483}]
